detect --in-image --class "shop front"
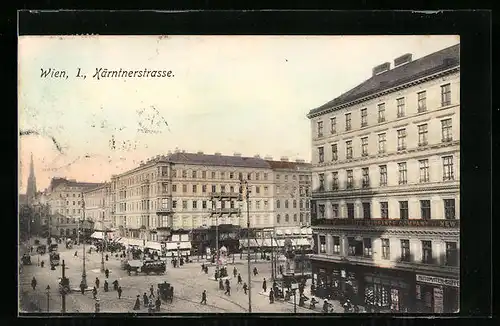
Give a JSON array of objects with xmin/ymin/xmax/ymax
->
[
  {"xmin": 311, "ymin": 258, "xmax": 414, "ymax": 311},
  {"xmin": 415, "ymin": 274, "xmax": 459, "ymax": 313}
]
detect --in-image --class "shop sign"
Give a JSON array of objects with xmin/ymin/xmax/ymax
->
[
  {"xmin": 416, "ymin": 274, "xmax": 459, "ymax": 288},
  {"xmin": 433, "ymin": 287, "xmax": 444, "ymax": 313},
  {"xmin": 341, "ymin": 270, "xmax": 346, "ymax": 278}
]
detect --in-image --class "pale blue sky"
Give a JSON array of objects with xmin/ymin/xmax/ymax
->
[{"xmin": 18, "ymin": 35, "xmax": 459, "ymax": 193}]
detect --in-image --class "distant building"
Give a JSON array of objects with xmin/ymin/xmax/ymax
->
[
  {"xmin": 26, "ymin": 153, "xmax": 37, "ymax": 205},
  {"xmin": 306, "ymin": 44, "xmax": 460, "ymax": 313},
  {"xmin": 82, "ymin": 183, "xmax": 112, "ymax": 230},
  {"xmin": 109, "ymin": 152, "xmax": 312, "ymax": 251}
]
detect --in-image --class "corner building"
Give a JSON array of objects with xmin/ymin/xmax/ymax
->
[{"xmin": 306, "ymin": 44, "xmax": 460, "ymax": 313}]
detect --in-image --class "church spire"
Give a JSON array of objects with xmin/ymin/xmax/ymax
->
[{"xmin": 26, "ymin": 153, "xmax": 37, "ymax": 205}]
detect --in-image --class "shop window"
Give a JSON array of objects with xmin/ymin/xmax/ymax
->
[{"xmin": 319, "ymin": 235, "xmax": 326, "ymax": 253}]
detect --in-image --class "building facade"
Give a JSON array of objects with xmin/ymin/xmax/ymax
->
[
  {"xmin": 42, "ymin": 178, "xmax": 102, "ymax": 238},
  {"xmin": 82, "ymin": 183, "xmax": 112, "ymax": 230},
  {"xmin": 109, "ymin": 151, "xmax": 312, "ymax": 245},
  {"xmin": 306, "ymin": 45, "xmax": 460, "ymax": 313}
]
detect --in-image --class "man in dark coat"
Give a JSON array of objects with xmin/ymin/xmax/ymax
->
[
  {"xmin": 262, "ymin": 278, "xmax": 267, "ymax": 293},
  {"xmin": 117, "ymin": 286, "xmax": 122, "ymax": 299},
  {"xmin": 269, "ymin": 289, "xmax": 274, "ymax": 304},
  {"xmin": 133, "ymin": 295, "xmax": 141, "ymax": 310},
  {"xmin": 200, "ymin": 290, "xmax": 207, "ymax": 304},
  {"xmin": 143, "ymin": 292, "xmax": 149, "ymax": 307},
  {"xmin": 237, "ymin": 273, "xmax": 242, "ymax": 284},
  {"xmin": 243, "ymin": 282, "xmax": 248, "ymax": 295}
]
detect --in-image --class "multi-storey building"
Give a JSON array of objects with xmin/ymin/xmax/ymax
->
[
  {"xmin": 43, "ymin": 178, "xmax": 102, "ymax": 238},
  {"xmin": 82, "ymin": 182, "xmax": 112, "ymax": 230},
  {"xmin": 109, "ymin": 151, "xmax": 312, "ymax": 252},
  {"xmin": 306, "ymin": 44, "xmax": 460, "ymax": 313}
]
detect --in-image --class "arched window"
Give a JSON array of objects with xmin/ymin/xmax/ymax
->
[
  {"xmin": 285, "ymin": 200, "xmax": 289, "ymax": 209},
  {"xmin": 293, "ymin": 214, "xmax": 297, "ymax": 222},
  {"xmin": 285, "ymin": 214, "xmax": 289, "ymax": 222},
  {"xmin": 293, "ymin": 200, "xmax": 297, "ymax": 208},
  {"xmin": 276, "ymin": 200, "xmax": 280, "ymax": 209},
  {"xmin": 277, "ymin": 214, "xmax": 281, "ymax": 224}
]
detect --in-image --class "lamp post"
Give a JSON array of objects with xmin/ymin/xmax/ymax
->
[
  {"xmin": 291, "ymin": 282, "xmax": 298, "ymax": 314},
  {"xmin": 239, "ymin": 177, "xmax": 252, "ymax": 313},
  {"xmin": 212, "ymin": 199, "xmax": 220, "ymax": 277},
  {"xmin": 101, "ymin": 211, "xmax": 105, "ymax": 272},
  {"xmin": 80, "ymin": 198, "xmax": 87, "ymax": 289},
  {"xmin": 46, "ymin": 285, "xmax": 50, "ymax": 312}
]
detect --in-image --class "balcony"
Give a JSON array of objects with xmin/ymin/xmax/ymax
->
[
  {"xmin": 156, "ymin": 207, "xmax": 173, "ymax": 214},
  {"xmin": 210, "ymin": 207, "xmax": 240, "ymax": 215},
  {"xmin": 141, "ymin": 179, "xmax": 150, "ymax": 185},
  {"xmin": 312, "ymin": 217, "xmax": 459, "ymax": 228},
  {"xmin": 209, "ymin": 192, "xmax": 240, "ymax": 199}
]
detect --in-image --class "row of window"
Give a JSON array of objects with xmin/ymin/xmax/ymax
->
[
  {"xmin": 276, "ymin": 213, "xmax": 310, "ymax": 224},
  {"xmin": 317, "ymin": 118, "xmax": 453, "ymax": 163},
  {"xmin": 56, "ymin": 208, "xmax": 82, "ymax": 214},
  {"xmin": 317, "ymin": 235, "xmax": 458, "ymax": 267},
  {"xmin": 276, "ymin": 199, "xmax": 310, "ymax": 209},
  {"xmin": 317, "ymin": 155, "xmax": 455, "ymax": 191},
  {"xmin": 316, "ymin": 84, "xmax": 452, "ymax": 137},
  {"xmin": 317, "ymin": 198, "xmax": 457, "ymax": 220}
]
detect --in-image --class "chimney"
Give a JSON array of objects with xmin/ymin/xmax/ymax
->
[
  {"xmin": 254, "ymin": 154, "xmax": 261, "ymax": 159},
  {"xmin": 264, "ymin": 156, "xmax": 273, "ymax": 160},
  {"xmin": 233, "ymin": 152, "xmax": 242, "ymax": 157},
  {"xmin": 214, "ymin": 152, "xmax": 221, "ymax": 156},
  {"xmin": 280, "ymin": 156, "xmax": 289, "ymax": 162},
  {"xmin": 197, "ymin": 151, "xmax": 204, "ymax": 154},
  {"xmin": 394, "ymin": 53, "xmax": 412, "ymax": 67},
  {"xmin": 372, "ymin": 62, "xmax": 391, "ymax": 76}
]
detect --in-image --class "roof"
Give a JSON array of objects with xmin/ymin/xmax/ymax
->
[
  {"xmin": 308, "ymin": 43, "xmax": 460, "ymax": 117},
  {"xmin": 49, "ymin": 178, "xmax": 104, "ymax": 191},
  {"xmin": 265, "ymin": 160, "xmax": 312, "ymax": 171},
  {"xmin": 166, "ymin": 152, "xmax": 271, "ymax": 169},
  {"xmin": 83, "ymin": 182, "xmax": 110, "ymax": 193}
]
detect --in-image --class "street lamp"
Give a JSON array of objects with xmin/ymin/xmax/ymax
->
[
  {"xmin": 291, "ymin": 282, "xmax": 299, "ymax": 314},
  {"xmin": 239, "ymin": 177, "xmax": 252, "ymax": 313},
  {"xmin": 45, "ymin": 285, "xmax": 50, "ymax": 312},
  {"xmin": 101, "ymin": 210, "xmax": 105, "ymax": 272}
]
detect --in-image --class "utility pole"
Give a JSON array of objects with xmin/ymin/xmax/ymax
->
[
  {"xmin": 81, "ymin": 198, "xmax": 87, "ymax": 289},
  {"xmin": 101, "ymin": 210, "xmax": 105, "ymax": 272},
  {"xmin": 46, "ymin": 285, "xmax": 50, "ymax": 312},
  {"xmin": 61, "ymin": 260, "xmax": 66, "ymax": 313},
  {"xmin": 239, "ymin": 176, "xmax": 252, "ymax": 313}
]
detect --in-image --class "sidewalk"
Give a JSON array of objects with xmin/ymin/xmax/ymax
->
[{"xmin": 257, "ymin": 281, "xmax": 366, "ymax": 313}]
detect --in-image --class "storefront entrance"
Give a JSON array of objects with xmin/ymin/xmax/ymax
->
[
  {"xmin": 415, "ymin": 274, "xmax": 459, "ymax": 313},
  {"xmin": 364, "ymin": 273, "xmax": 410, "ymax": 312}
]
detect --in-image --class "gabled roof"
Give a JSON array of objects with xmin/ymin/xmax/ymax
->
[
  {"xmin": 167, "ymin": 152, "xmax": 270, "ymax": 169},
  {"xmin": 308, "ymin": 43, "xmax": 460, "ymax": 117}
]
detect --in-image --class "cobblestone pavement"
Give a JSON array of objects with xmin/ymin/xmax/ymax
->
[{"xmin": 19, "ymin": 244, "xmax": 318, "ymax": 314}]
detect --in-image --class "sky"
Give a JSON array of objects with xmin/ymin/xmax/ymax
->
[{"xmin": 18, "ymin": 35, "xmax": 459, "ymax": 193}]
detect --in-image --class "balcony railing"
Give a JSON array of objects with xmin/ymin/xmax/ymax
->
[
  {"xmin": 209, "ymin": 192, "xmax": 240, "ymax": 199},
  {"xmin": 156, "ymin": 207, "xmax": 173, "ymax": 214},
  {"xmin": 210, "ymin": 208, "xmax": 240, "ymax": 215},
  {"xmin": 312, "ymin": 217, "xmax": 460, "ymax": 228},
  {"xmin": 141, "ymin": 179, "xmax": 150, "ymax": 184}
]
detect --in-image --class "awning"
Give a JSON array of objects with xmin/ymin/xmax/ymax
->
[
  {"xmin": 118, "ymin": 238, "xmax": 144, "ymax": 247},
  {"xmin": 285, "ymin": 230, "xmax": 292, "ymax": 235},
  {"xmin": 91, "ymin": 232, "xmax": 104, "ymax": 239},
  {"xmin": 293, "ymin": 229, "xmax": 301, "ymax": 235},
  {"xmin": 261, "ymin": 239, "xmax": 272, "ymax": 247},
  {"xmin": 301, "ymin": 229, "xmax": 307, "ymax": 235},
  {"xmin": 296, "ymin": 238, "xmax": 311, "ymax": 246},
  {"xmin": 164, "ymin": 241, "xmax": 191, "ymax": 251},
  {"xmin": 239, "ymin": 239, "xmax": 260, "ymax": 248},
  {"xmin": 276, "ymin": 239, "xmax": 285, "ymax": 246},
  {"xmin": 275, "ymin": 230, "xmax": 283, "ymax": 235},
  {"xmin": 112, "ymin": 237, "xmax": 122, "ymax": 243},
  {"xmin": 307, "ymin": 228, "xmax": 312, "ymax": 235},
  {"xmin": 145, "ymin": 241, "xmax": 162, "ymax": 251}
]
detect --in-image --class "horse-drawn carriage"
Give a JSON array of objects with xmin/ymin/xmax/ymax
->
[
  {"xmin": 158, "ymin": 281, "xmax": 174, "ymax": 303},
  {"xmin": 125, "ymin": 260, "xmax": 166, "ymax": 275},
  {"xmin": 22, "ymin": 253, "xmax": 32, "ymax": 265}
]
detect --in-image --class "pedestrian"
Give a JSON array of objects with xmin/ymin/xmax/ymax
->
[
  {"xmin": 219, "ymin": 278, "xmax": 224, "ymax": 290},
  {"xmin": 95, "ymin": 277, "xmax": 100, "ymax": 288},
  {"xmin": 148, "ymin": 300, "xmax": 155, "ymax": 313},
  {"xmin": 31, "ymin": 277, "xmax": 37, "ymax": 290},
  {"xmin": 143, "ymin": 292, "xmax": 149, "ymax": 307},
  {"xmin": 253, "ymin": 267, "xmax": 258, "ymax": 276},
  {"xmin": 133, "ymin": 295, "xmax": 141, "ymax": 310},
  {"xmin": 201, "ymin": 290, "xmax": 207, "ymax": 305},
  {"xmin": 233, "ymin": 267, "xmax": 237, "ymax": 278},
  {"xmin": 105, "ymin": 254, "xmax": 109, "ymax": 261},
  {"xmin": 112, "ymin": 279, "xmax": 119, "ymax": 291},
  {"xmin": 74, "ymin": 251, "xmax": 78, "ymax": 257},
  {"xmin": 105, "ymin": 268, "xmax": 109, "ymax": 279},
  {"xmin": 92, "ymin": 286, "xmax": 97, "ymax": 299},
  {"xmin": 104, "ymin": 280, "xmax": 109, "ymax": 292},
  {"xmin": 269, "ymin": 289, "xmax": 274, "ymax": 304},
  {"xmin": 323, "ymin": 300, "xmax": 329, "ymax": 313},
  {"xmin": 204, "ymin": 266, "xmax": 208, "ymax": 274},
  {"xmin": 262, "ymin": 278, "xmax": 267, "ymax": 293},
  {"xmin": 243, "ymin": 282, "xmax": 248, "ymax": 295},
  {"xmin": 201, "ymin": 263, "xmax": 205, "ymax": 272},
  {"xmin": 225, "ymin": 279, "xmax": 230, "ymax": 289},
  {"xmin": 80, "ymin": 282, "xmax": 86, "ymax": 295},
  {"xmin": 224, "ymin": 283, "xmax": 231, "ymax": 296},
  {"xmin": 155, "ymin": 297, "xmax": 161, "ymax": 311},
  {"xmin": 95, "ymin": 299, "xmax": 100, "ymax": 313},
  {"xmin": 237, "ymin": 273, "xmax": 242, "ymax": 284},
  {"xmin": 117, "ymin": 286, "xmax": 122, "ymax": 299}
]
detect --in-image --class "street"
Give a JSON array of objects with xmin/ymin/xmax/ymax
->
[{"xmin": 19, "ymin": 242, "xmax": 322, "ymax": 314}]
